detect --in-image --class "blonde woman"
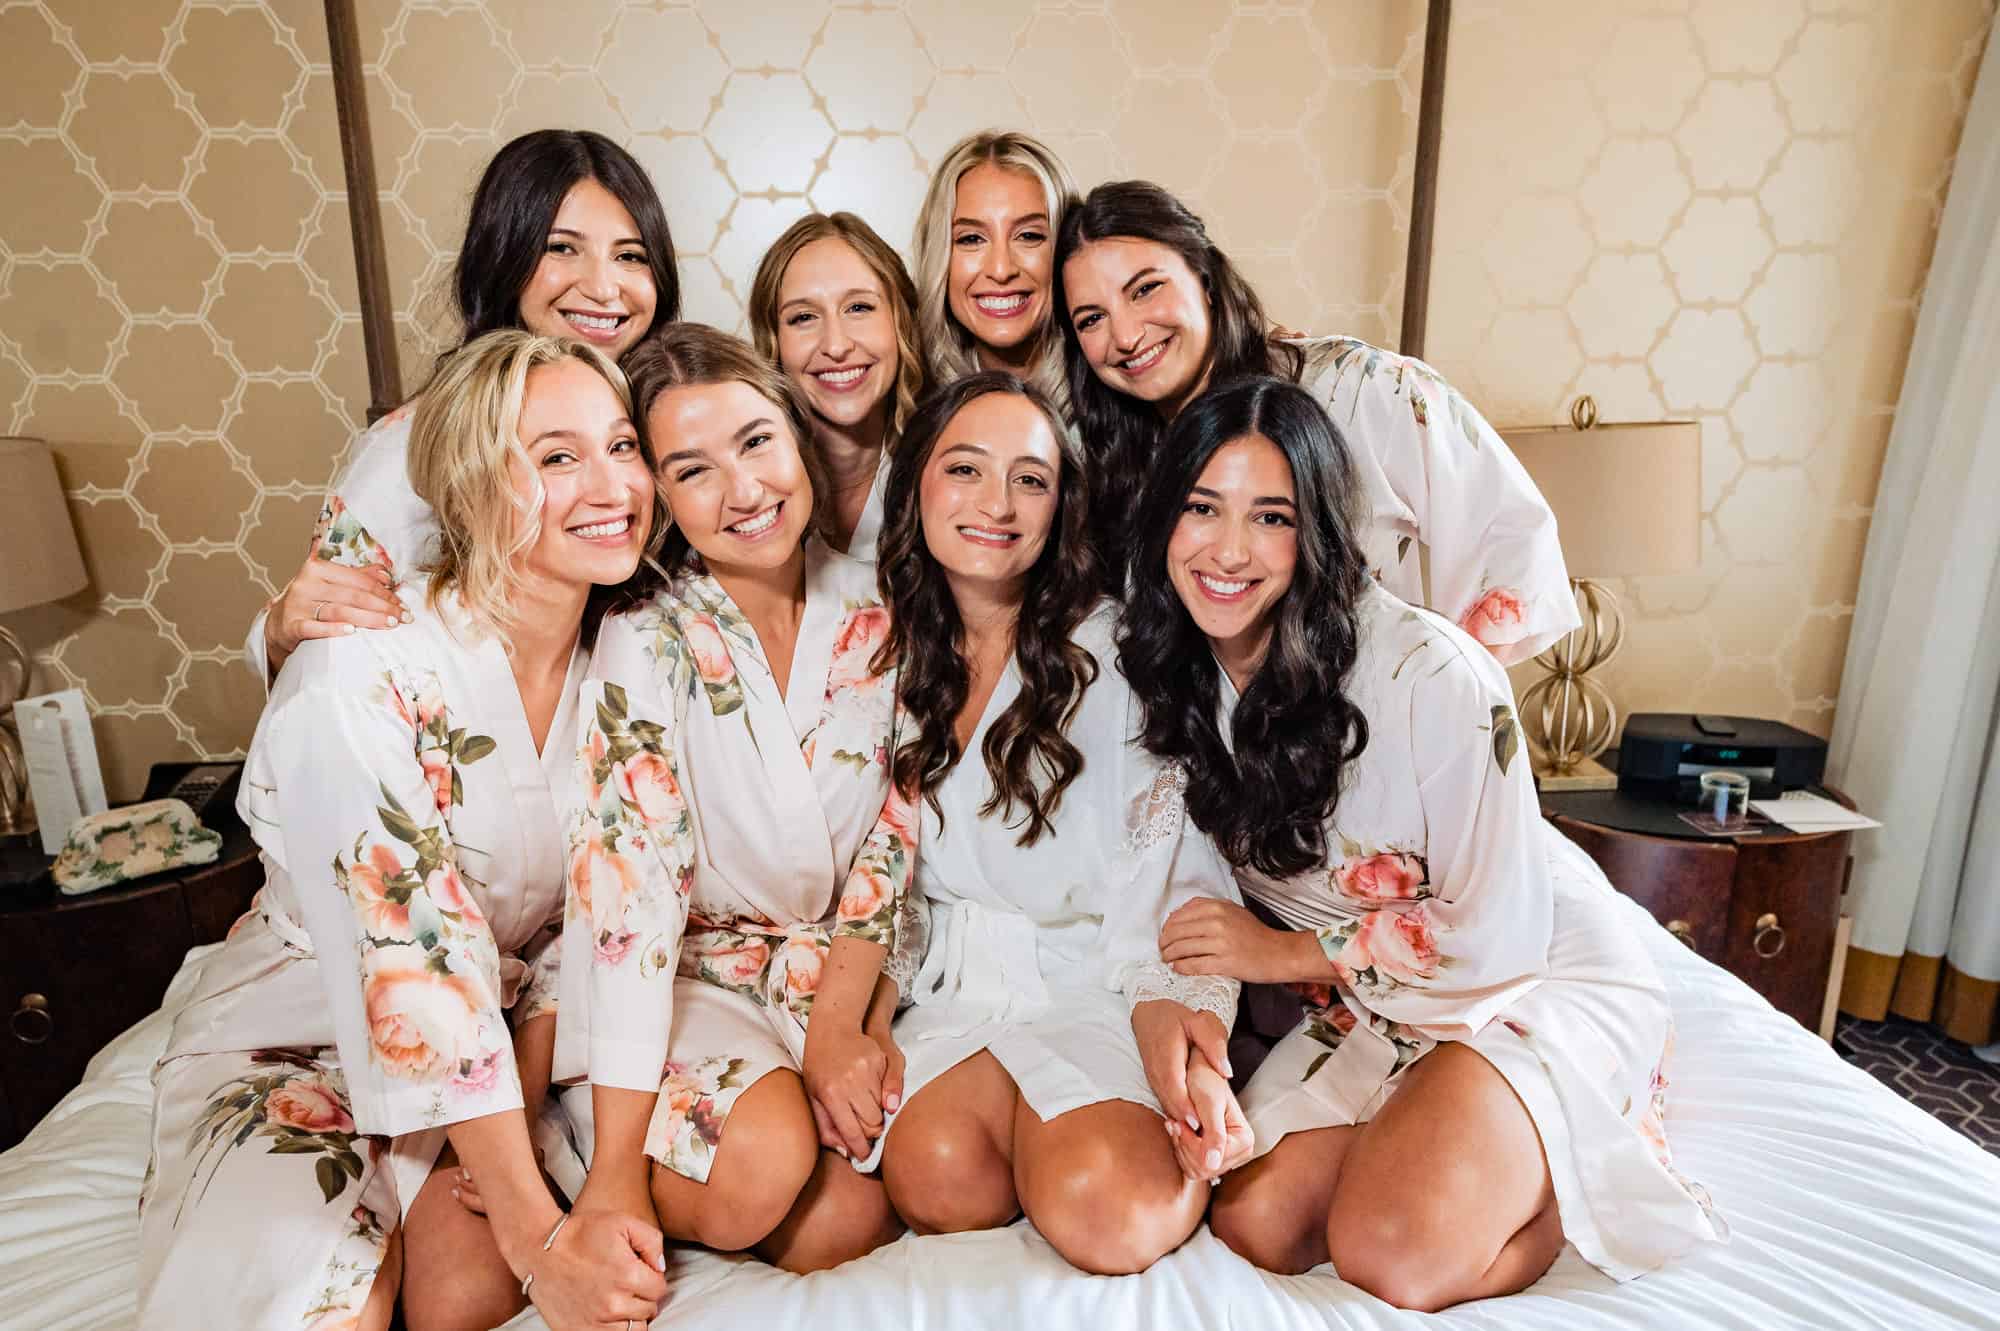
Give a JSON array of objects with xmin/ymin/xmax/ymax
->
[
  {"xmin": 913, "ymin": 130, "xmax": 1078, "ymax": 406},
  {"xmin": 748, "ymin": 212, "xmax": 926, "ymax": 559},
  {"xmin": 139, "ymin": 333, "xmax": 669, "ymax": 1331},
  {"xmin": 557, "ymin": 324, "xmax": 915, "ymax": 1274}
]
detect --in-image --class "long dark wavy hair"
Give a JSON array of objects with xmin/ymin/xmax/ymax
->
[
  {"xmin": 872, "ymin": 371, "xmax": 1101, "ymax": 845},
  {"xmin": 445, "ymin": 129, "xmax": 681, "ymax": 378},
  {"xmin": 1054, "ymin": 181, "xmax": 1302, "ymax": 577},
  {"xmin": 1117, "ymin": 376, "xmax": 1370, "ymax": 878}
]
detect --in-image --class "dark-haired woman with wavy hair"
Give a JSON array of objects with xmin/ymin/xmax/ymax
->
[
  {"xmin": 859, "ymin": 371, "xmax": 1245, "ymax": 1277},
  {"xmin": 247, "ymin": 127, "xmax": 681, "ymax": 684},
  {"xmin": 1057, "ymin": 180, "xmax": 1576, "ymax": 664},
  {"xmin": 1118, "ymin": 376, "xmax": 1723, "ymax": 1310}
]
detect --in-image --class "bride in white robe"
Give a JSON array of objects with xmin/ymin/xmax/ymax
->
[{"xmin": 862, "ymin": 371, "xmax": 1244, "ymax": 1278}]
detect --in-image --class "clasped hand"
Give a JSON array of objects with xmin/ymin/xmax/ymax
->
[
  {"xmin": 802, "ymin": 1020, "xmax": 905, "ymax": 1160},
  {"xmin": 1131, "ymin": 1000, "xmax": 1254, "ymax": 1185}
]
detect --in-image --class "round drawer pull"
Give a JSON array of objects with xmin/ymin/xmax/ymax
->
[
  {"xmin": 1753, "ymin": 913, "xmax": 1786, "ymax": 959},
  {"xmin": 10, "ymin": 993, "xmax": 52, "ymax": 1045},
  {"xmin": 1665, "ymin": 919, "xmax": 1697, "ymax": 950}
]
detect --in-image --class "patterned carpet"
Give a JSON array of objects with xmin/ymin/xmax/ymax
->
[{"xmin": 1835, "ymin": 1015, "xmax": 2000, "ymax": 1155}]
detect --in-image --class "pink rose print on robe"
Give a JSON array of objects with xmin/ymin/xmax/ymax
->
[
  {"xmin": 1333, "ymin": 851, "xmax": 1429, "ymax": 902},
  {"xmin": 363, "ymin": 967, "xmax": 485, "ymax": 1081},
  {"xmin": 301, "ymin": 1313, "xmax": 362, "ymax": 1331},
  {"xmin": 450, "ymin": 1047, "xmax": 505, "ymax": 1096},
  {"xmin": 781, "ymin": 935, "xmax": 828, "ymax": 1000},
  {"xmin": 616, "ymin": 751, "xmax": 685, "ymax": 826},
  {"xmin": 1458, "ymin": 586, "xmax": 1525, "ymax": 646},
  {"xmin": 584, "ymin": 727, "xmax": 610, "ymax": 804},
  {"xmin": 838, "ymin": 865, "xmax": 894, "ymax": 924},
  {"xmin": 425, "ymin": 864, "xmax": 483, "ymax": 925},
  {"xmin": 827, "ymin": 605, "xmax": 892, "ymax": 695},
  {"xmin": 704, "ymin": 936, "xmax": 771, "ymax": 989},
  {"xmin": 1344, "ymin": 908, "xmax": 1442, "ymax": 987},
  {"xmin": 264, "ymin": 1077, "xmax": 356, "ymax": 1134},
  {"xmin": 877, "ymin": 781, "xmax": 918, "ymax": 846},
  {"xmin": 419, "ymin": 748, "xmax": 453, "ymax": 814},
  {"xmin": 683, "ymin": 615, "xmax": 736, "ymax": 687},
  {"xmin": 348, "ymin": 844, "xmax": 414, "ymax": 937}
]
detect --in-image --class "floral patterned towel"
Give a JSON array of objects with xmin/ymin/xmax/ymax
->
[{"xmin": 52, "ymin": 798, "xmax": 220, "ymax": 895}]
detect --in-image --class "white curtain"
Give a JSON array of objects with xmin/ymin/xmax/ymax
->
[{"xmin": 1828, "ymin": 18, "xmax": 2000, "ymax": 1049}]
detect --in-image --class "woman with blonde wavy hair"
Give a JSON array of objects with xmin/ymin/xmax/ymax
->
[
  {"xmin": 749, "ymin": 211, "xmax": 927, "ymax": 559},
  {"xmin": 139, "ymin": 331, "xmax": 671, "ymax": 1331},
  {"xmin": 556, "ymin": 322, "xmax": 919, "ymax": 1275},
  {"xmin": 913, "ymin": 129, "xmax": 1078, "ymax": 406}
]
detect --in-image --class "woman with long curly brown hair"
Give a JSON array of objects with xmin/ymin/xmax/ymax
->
[{"xmin": 853, "ymin": 371, "xmax": 1249, "ymax": 1277}]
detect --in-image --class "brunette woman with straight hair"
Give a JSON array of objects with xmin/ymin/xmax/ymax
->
[
  {"xmin": 1057, "ymin": 180, "xmax": 1577, "ymax": 663},
  {"xmin": 855, "ymin": 371, "xmax": 1249, "ymax": 1278},
  {"xmin": 1119, "ymin": 375, "xmax": 1723, "ymax": 1310},
  {"xmin": 249, "ymin": 128, "xmax": 681, "ymax": 682}
]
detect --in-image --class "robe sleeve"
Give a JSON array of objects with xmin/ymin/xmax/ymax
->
[
  {"xmin": 560, "ymin": 615, "xmax": 698, "ymax": 1093},
  {"xmin": 1304, "ymin": 338, "xmax": 1579, "ymax": 665},
  {"xmin": 834, "ymin": 772, "xmax": 921, "ymax": 987},
  {"xmin": 1313, "ymin": 628, "xmax": 1551, "ymax": 1040},
  {"xmin": 242, "ymin": 412, "xmax": 419, "ymax": 689},
  {"xmin": 1102, "ymin": 695, "xmax": 1240, "ymax": 1028},
  {"xmin": 266, "ymin": 648, "xmax": 521, "ymax": 1136}
]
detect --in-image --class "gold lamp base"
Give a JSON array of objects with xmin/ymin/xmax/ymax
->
[
  {"xmin": 1522, "ymin": 578, "xmax": 1622, "ymax": 790},
  {"xmin": 0, "ymin": 623, "xmax": 36, "ymax": 843}
]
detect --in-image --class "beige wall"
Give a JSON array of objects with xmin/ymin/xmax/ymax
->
[{"xmin": 0, "ymin": 0, "xmax": 1986, "ymax": 796}]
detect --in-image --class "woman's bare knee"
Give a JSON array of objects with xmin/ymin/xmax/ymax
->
[
  {"xmin": 657, "ymin": 1072, "xmax": 818, "ymax": 1253},
  {"xmin": 759, "ymin": 1151, "xmax": 904, "ymax": 1273},
  {"xmin": 882, "ymin": 1119, "xmax": 1016, "ymax": 1234},
  {"xmin": 401, "ymin": 1158, "xmax": 521, "ymax": 1331},
  {"xmin": 1211, "ymin": 1174, "xmax": 1320, "ymax": 1275},
  {"xmin": 1019, "ymin": 1118, "xmax": 1202, "ymax": 1276}
]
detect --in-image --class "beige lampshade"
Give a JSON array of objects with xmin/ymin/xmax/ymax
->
[
  {"xmin": 1499, "ymin": 421, "xmax": 1701, "ymax": 578},
  {"xmin": 0, "ymin": 438, "xmax": 89, "ymax": 614}
]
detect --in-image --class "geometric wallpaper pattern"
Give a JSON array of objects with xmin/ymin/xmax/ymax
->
[
  {"xmin": 1424, "ymin": 0, "xmax": 1996, "ymax": 736},
  {"xmin": 0, "ymin": 0, "xmax": 1990, "ymax": 797}
]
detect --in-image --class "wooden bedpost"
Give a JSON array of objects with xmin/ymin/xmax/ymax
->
[
  {"xmin": 323, "ymin": 0, "xmax": 404, "ymax": 422},
  {"xmin": 1400, "ymin": 0, "xmax": 1450, "ymax": 361}
]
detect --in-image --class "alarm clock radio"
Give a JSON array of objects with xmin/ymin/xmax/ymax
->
[{"xmin": 1616, "ymin": 713, "xmax": 1828, "ymax": 800}]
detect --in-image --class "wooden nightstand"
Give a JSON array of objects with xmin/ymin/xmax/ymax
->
[
  {"xmin": 0, "ymin": 823, "xmax": 261, "ymax": 1149},
  {"xmin": 1542, "ymin": 788, "xmax": 1853, "ymax": 1032}
]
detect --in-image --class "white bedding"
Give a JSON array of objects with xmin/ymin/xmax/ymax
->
[{"xmin": 3, "ymin": 892, "xmax": 1996, "ymax": 1331}]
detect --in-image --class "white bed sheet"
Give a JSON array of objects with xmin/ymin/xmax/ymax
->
[{"xmin": 2, "ymin": 893, "xmax": 1996, "ymax": 1331}]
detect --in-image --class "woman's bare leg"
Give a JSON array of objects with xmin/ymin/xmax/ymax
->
[
  {"xmin": 646, "ymin": 1069, "xmax": 820, "ymax": 1254},
  {"xmin": 1012, "ymin": 1099, "xmax": 1209, "ymax": 1276},
  {"xmin": 400, "ymin": 1146, "xmax": 523, "ymax": 1331},
  {"xmin": 1324, "ymin": 1043, "xmax": 1563, "ymax": 1311},
  {"xmin": 755, "ymin": 1148, "xmax": 904, "ymax": 1272},
  {"xmin": 879, "ymin": 1051, "xmax": 1020, "ymax": 1234},
  {"xmin": 1209, "ymin": 1124, "xmax": 1357, "ymax": 1274}
]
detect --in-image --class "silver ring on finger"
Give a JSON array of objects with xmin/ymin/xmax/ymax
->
[{"xmin": 312, "ymin": 599, "xmax": 328, "ymax": 622}]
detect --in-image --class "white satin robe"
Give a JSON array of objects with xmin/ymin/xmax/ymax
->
[{"xmin": 867, "ymin": 603, "xmax": 1239, "ymax": 1167}]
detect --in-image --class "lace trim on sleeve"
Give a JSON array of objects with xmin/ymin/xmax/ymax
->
[
  {"xmin": 1127, "ymin": 961, "xmax": 1239, "ymax": 1027},
  {"xmin": 881, "ymin": 888, "xmax": 930, "ymax": 1008},
  {"xmin": 1123, "ymin": 764, "xmax": 1189, "ymax": 853}
]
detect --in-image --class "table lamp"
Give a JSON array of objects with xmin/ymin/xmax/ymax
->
[
  {"xmin": 0, "ymin": 437, "xmax": 90, "ymax": 840},
  {"xmin": 1500, "ymin": 398, "xmax": 1700, "ymax": 790}
]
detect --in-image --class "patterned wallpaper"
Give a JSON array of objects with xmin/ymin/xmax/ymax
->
[{"xmin": 0, "ymin": 0, "xmax": 1987, "ymax": 797}]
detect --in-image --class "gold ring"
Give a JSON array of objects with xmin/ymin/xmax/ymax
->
[{"xmin": 312, "ymin": 600, "xmax": 327, "ymax": 622}]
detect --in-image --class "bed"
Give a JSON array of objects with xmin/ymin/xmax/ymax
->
[{"xmin": 2, "ymin": 892, "xmax": 1995, "ymax": 1331}]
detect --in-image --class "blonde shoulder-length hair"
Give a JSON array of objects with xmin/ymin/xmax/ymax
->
[
  {"xmin": 410, "ymin": 329, "xmax": 656, "ymax": 643},
  {"xmin": 913, "ymin": 129, "xmax": 1078, "ymax": 408},
  {"xmin": 747, "ymin": 211, "xmax": 927, "ymax": 448}
]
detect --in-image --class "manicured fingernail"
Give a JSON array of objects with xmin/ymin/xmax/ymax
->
[
  {"xmin": 451, "ymin": 1187, "xmax": 460, "ymax": 1199},
  {"xmin": 341, "ymin": 624, "xmax": 356, "ymax": 635},
  {"xmin": 400, "ymin": 610, "xmax": 413, "ymax": 622},
  {"xmin": 655, "ymin": 1254, "xmax": 667, "ymax": 1271},
  {"xmin": 1186, "ymin": 1114, "xmax": 1201, "ymax": 1131},
  {"xmin": 1165, "ymin": 1120, "xmax": 1179, "ymax": 1138},
  {"xmin": 1206, "ymin": 1149, "xmax": 1222, "ymax": 1170},
  {"xmin": 1223, "ymin": 1060, "xmax": 1234, "ymax": 1078},
  {"xmin": 384, "ymin": 616, "xmax": 399, "ymax": 628},
  {"xmin": 885, "ymin": 1094, "xmax": 899, "ymax": 1111}
]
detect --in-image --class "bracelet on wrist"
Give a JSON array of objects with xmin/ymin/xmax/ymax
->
[{"xmin": 517, "ymin": 1209, "xmax": 571, "ymax": 1298}]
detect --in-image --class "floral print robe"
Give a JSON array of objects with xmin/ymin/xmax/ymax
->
[
  {"xmin": 1229, "ymin": 585, "xmax": 1723, "ymax": 1281},
  {"xmin": 138, "ymin": 592, "xmax": 580, "ymax": 1330},
  {"xmin": 555, "ymin": 542, "xmax": 913, "ymax": 1182},
  {"xmin": 1288, "ymin": 335, "xmax": 1580, "ymax": 665},
  {"xmin": 864, "ymin": 603, "xmax": 1239, "ymax": 1168},
  {"xmin": 242, "ymin": 404, "xmax": 434, "ymax": 687}
]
